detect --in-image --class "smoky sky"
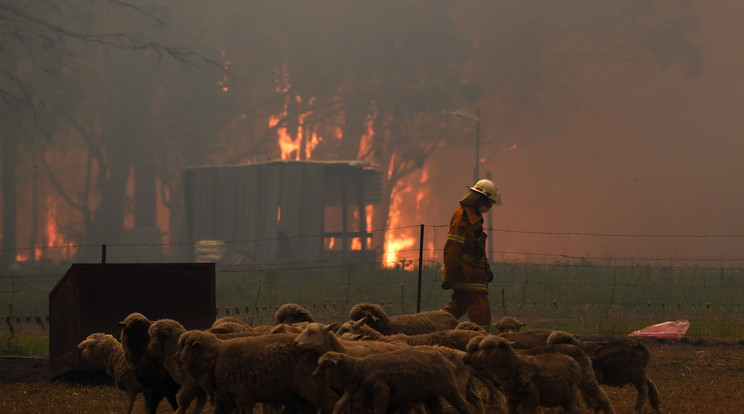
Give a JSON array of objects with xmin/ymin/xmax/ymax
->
[
  {"xmin": 8, "ymin": 0, "xmax": 744, "ymax": 266},
  {"xmin": 410, "ymin": 1, "xmax": 744, "ymax": 264}
]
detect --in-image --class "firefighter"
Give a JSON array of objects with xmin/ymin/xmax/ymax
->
[{"xmin": 441, "ymin": 178, "xmax": 501, "ymax": 332}]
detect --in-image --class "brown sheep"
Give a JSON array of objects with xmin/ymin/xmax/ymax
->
[
  {"xmin": 77, "ymin": 333, "xmax": 142, "ymax": 414},
  {"xmin": 177, "ymin": 330, "xmax": 338, "ymax": 414},
  {"xmin": 492, "ymin": 316, "xmax": 526, "ymax": 333},
  {"xmin": 147, "ymin": 319, "xmax": 208, "ymax": 414},
  {"xmin": 547, "ymin": 330, "xmax": 661, "ymax": 413},
  {"xmin": 464, "ymin": 335, "xmax": 583, "ymax": 414},
  {"xmin": 496, "ymin": 329, "xmax": 554, "ymax": 349},
  {"xmin": 274, "ymin": 303, "xmax": 316, "ymax": 324},
  {"xmin": 312, "ymin": 347, "xmax": 482, "ymax": 414},
  {"xmin": 349, "ymin": 303, "xmax": 458, "ymax": 335},
  {"xmin": 520, "ymin": 343, "xmax": 615, "ymax": 414},
  {"xmin": 455, "ymin": 321, "xmax": 487, "ymax": 332},
  {"xmin": 338, "ymin": 318, "xmax": 489, "ymax": 351},
  {"xmin": 119, "ymin": 312, "xmax": 180, "ymax": 414}
]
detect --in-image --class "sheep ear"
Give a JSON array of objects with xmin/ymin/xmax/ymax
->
[
  {"xmin": 118, "ymin": 321, "xmax": 126, "ymax": 327},
  {"xmin": 77, "ymin": 339, "xmax": 94, "ymax": 349},
  {"xmin": 323, "ymin": 324, "xmax": 335, "ymax": 333},
  {"xmin": 326, "ymin": 323, "xmax": 340, "ymax": 332},
  {"xmin": 352, "ymin": 319, "xmax": 365, "ymax": 328}
]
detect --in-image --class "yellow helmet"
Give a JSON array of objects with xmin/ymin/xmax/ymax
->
[{"xmin": 468, "ymin": 179, "xmax": 501, "ymax": 205}]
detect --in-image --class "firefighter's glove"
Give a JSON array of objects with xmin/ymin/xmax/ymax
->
[
  {"xmin": 487, "ymin": 271, "xmax": 494, "ymax": 283},
  {"xmin": 441, "ymin": 279, "xmax": 454, "ymax": 290}
]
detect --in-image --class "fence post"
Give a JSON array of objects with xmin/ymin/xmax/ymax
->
[
  {"xmin": 417, "ymin": 224, "xmax": 424, "ymax": 313},
  {"xmin": 101, "ymin": 244, "xmax": 107, "ymax": 264}
]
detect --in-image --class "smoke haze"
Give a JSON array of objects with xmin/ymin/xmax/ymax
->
[{"xmin": 3, "ymin": 0, "xmax": 743, "ymax": 266}]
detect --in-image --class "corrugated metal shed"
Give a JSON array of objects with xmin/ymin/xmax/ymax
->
[
  {"xmin": 48, "ymin": 263, "xmax": 215, "ymax": 379},
  {"xmin": 183, "ymin": 160, "xmax": 382, "ymax": 262}
]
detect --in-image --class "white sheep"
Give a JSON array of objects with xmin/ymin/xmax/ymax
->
[
  {"xmin": 147, "ymin": 319, "xmax": 208, "ymax": 414},
  {"xmin": 349, "ymin": 303, "xmax": 459, "ymax": 335},
  {"xmin": 119, "ymin": 312, "xmax": 181, "ymax": 414},
  {"xmin": 177, "ymin": 329, "xmax": 338, "ymax": 414},
  {"xmin": 464, "ymin": 335, "xmax": 583, "ymax": 414},
  {"xmin": 77, "ymin": 333, "xmax": 142, "ymax": 414},
  {"xmin": 312, "ymin": 346, "xmax": 484, "ymax": 414},
  {"xmin": 547, "ymin": 330, "xmax": 661, "ymax": 413}
]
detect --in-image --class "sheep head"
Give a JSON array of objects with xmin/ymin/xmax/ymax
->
[
  {"xmin": 274, "ymin": 303, "xmax": 315, "ymax": 324},
  {"xmin": 147, "ymin": 319, "xmax": 185, "ymax": 359},
  {"xmin": 492, "ymin": 316, "xmax": 526, "ymax": 333},
  {"xmin": 118, "ymin": 312, "xmax": 152, "ymax": 364},
  {"xmin": 546, "ymin": 330, "xmax": 581, "ymax": 346},
  {"xmin": 312, "ymin": 351, "xmax": 347, "ymax": 384},
  {"xmin": 78, "ymin": 333, "xmax": 119, "ymax": 365},
  {"xmin": 294, "ymin": 322, "xmax": 335, "ymax": 351}
]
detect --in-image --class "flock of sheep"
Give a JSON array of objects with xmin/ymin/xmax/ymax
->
[{"xmin": 77, "ymin": 302, "xmax": 662, "ymax": 414}]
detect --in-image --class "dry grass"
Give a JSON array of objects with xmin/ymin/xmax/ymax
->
[{"xmin": 1, "ymin": 339, "xmax": 743, "ymax": 413}]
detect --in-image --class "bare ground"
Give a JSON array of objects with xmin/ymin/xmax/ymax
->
[{"xmin": 0, "ymin": 338, "xmax": 743, "ymax": 413}]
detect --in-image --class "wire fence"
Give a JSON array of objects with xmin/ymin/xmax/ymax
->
[{"xmin": 2, "ymin": 224, "xmax": 744, "ymax": 339}]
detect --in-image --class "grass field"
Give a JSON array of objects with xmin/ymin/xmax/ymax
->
[{"xmin": 1, "ymin": 337, "xmax": 743, "ymax": 413}]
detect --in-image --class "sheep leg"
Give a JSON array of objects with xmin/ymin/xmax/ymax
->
[
  {"xmin": 646, "ymin": 378, "xmax": 661, "ymax": 413},
  {"xmin": 465, "ymin": 380, "xmax": 486, "ymax": 414},
  {"xmin": 125, "ymin": 391, "xmax": 137, "ymax": 414},
  {"xmin": 175, "ymin": 385, "xmax": 207, "ymax": 414},
  {"xmin": 579, "ymin": 382, "xmax": 615, "ymax": 414},
  {"xmin": 440, "ymin": 383, "xmax": 474, "ymax": 414},
  {"xmin": 331, "ymin": 391, "xmax": 355, "ymax": 414},
  {"xmin": 143, "ymin": 389, "xmax": 165, "ymax": 414},
  {"xmin": 371, "ymin": 385, "xmax": 392, "ymax": 414},
  {"xmin": 632, "ymin": 378, "xmax": 649, "ymax": 413}
]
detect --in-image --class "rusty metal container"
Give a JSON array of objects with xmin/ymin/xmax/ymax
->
[{"xmin": 48, "ymin": 263, "xmax": 215, "ymax": 379}]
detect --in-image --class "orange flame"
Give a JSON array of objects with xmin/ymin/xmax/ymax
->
[
  {"xmin": 44, "ymin": 195, "xmax": 77, "ymax": 261},
  {"xmin": 383, "ymin": 168, "xmax": 430, "ymax": 269},
  {"xmin": 383, "ymin": 187, "xmax": 416, "ymax": 269}
]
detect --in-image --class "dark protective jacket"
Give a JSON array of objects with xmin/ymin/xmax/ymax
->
[{"xmin": 442, "ymin": 205, "xmax": 492, "ymax": 293}]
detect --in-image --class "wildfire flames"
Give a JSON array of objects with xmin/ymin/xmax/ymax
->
[
  {"xmin": 17, "ymin": 196, "xmax": 78, "ymax": 262},
  {"xmin": 270, "ymin": 71, "xmax": 421, "ymax": 267}
]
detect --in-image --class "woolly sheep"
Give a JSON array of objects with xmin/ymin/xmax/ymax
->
[
  {"xmin": 520, "ymin": 343, "xmax": 615, "ymax": 414},
  {"xmin": 496, "ymin": 328, "xmax": 554, "ymax": 349},
  {"xmin": 274, "ymin": 303, "xmax": 316, "ymax": 324},
  {"xmin": 177, "ymin": 330, "xmax": 338, "ymax": 414},
  {"xmin": 119, "ymin": 312, "xmax": 180, "ymax": 414},
  {"xmin": 294, "ymin": 323, "xmax": 426, "ymax": 413},
  {"xmin": 294, "ymin": 322, "xmax": 404, "ymax": 357},
  {"xmin": 208, "ymin": 316, "xmax": 254, "ymax": 335},
  {"xmin": 547, "ymin": 330, "xmax": 661, "ymax": 413},
  {"xmin": 77, "ymin": 333, "xmax": 142, "ymax": 414},
  {"xmin": 337, "ymin": 318, "xmax": 489, "ymax": 351},
  {"xmin": 455, "ymin": 321, "xmax": 487, "ymax": 332},
  {"xmin": 491, "ymin": 316, "xmax": 526, "ymax": 333},
  {"xmin": 464, "ymin": 335, "xmax": 583, "ymax": 414},
  {"xmin": 312, "ymin": 346, "xmax": 483, "ymax": 414},
  {"xmin": 147, "ymin": 319, "xmax": 208, "ymax": 414},
  {"xmin": 349, "ymin": 303, "xmax": 458, "ymax": 335}
]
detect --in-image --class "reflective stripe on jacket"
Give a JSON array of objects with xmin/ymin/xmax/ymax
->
[{"xmin": 442, "ymin": 205, "xmax": 490, "ymax": 293}]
